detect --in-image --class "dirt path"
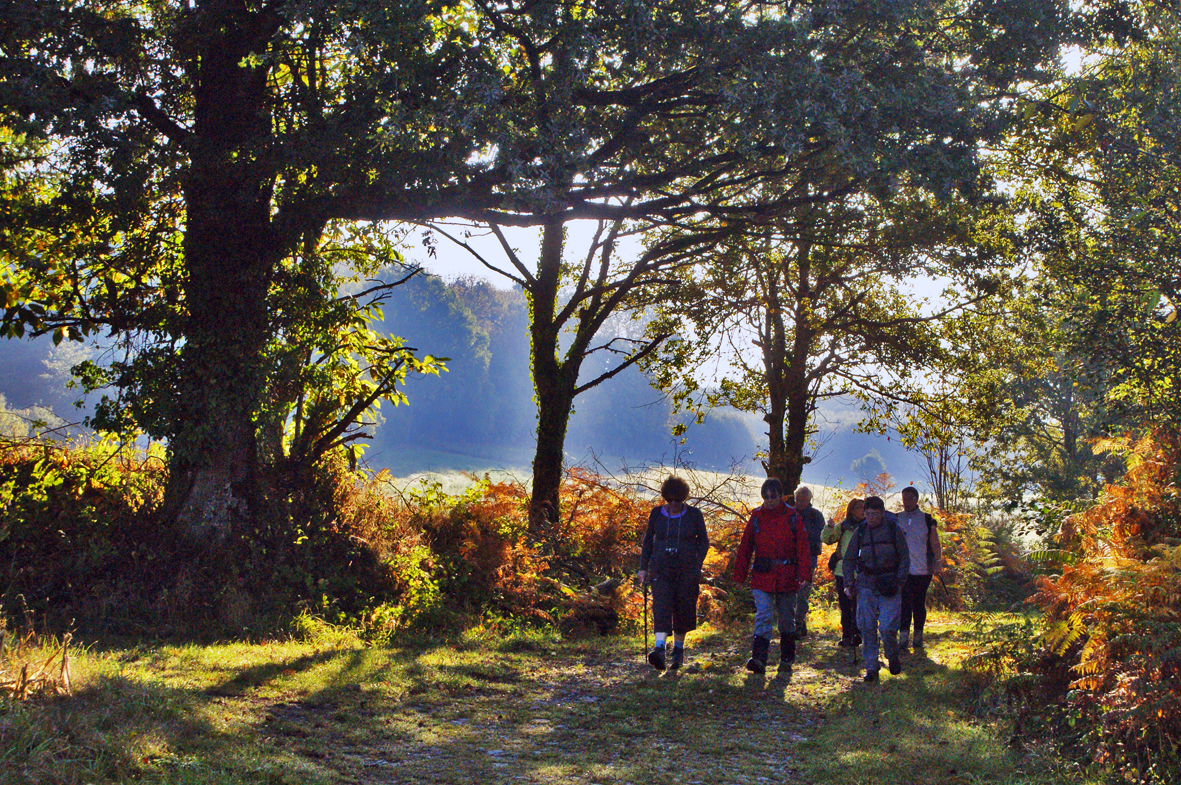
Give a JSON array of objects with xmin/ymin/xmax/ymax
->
[{"xmin": 246, "ymin": 632, "xmax": 872, "ymax": 785}]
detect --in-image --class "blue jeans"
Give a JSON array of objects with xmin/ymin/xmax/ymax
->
[
  {"xmin": 856, "ymin": 586, "xmax": 901, "ymax": 672},
  {"xmin": 752, "ymin": 589, "xmax": 798, "ymax": 639}
]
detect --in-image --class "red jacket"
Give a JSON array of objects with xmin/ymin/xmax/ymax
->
[{"xmin": 732, "ymin": 504, "xmax": 813, "ymax": 593}]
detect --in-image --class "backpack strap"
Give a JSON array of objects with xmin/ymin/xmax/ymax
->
[
  {"xmin": 852, "ymin": 521, "xmax": 869, "ymax": 571},
  {"xmin": 925, "ymin": 512, "xmax": 938, "ymax": 565},
  {"xmin": 889, "ymin": 520, "xmax": 902, "ymax": 565}
]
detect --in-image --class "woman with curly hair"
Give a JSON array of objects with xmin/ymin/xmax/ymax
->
[{"xmin": 638, "ymin": 476, "xmax": 710, "ymax": 671}]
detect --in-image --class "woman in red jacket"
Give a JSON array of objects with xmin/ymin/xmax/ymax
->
[{"xmin": 732, "ymin": 478, "xmax": 813, "ymax": 673}]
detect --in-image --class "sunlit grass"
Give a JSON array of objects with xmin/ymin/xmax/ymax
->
[{"xmin": 1, "ymin": 612, "xmax": 1091, "ymax": 785}]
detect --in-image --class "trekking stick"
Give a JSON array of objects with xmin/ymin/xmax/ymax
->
[
  {"xmin": 849, "ymin": 589, "xmax": 860, "ymax": 667},
  {"xmin": 643, "ymin": 580, "xmax": 649, "ymax": 659},
  {"xmin": 935, "ymin": 572, "xmax": 952, "ymax": 605}
]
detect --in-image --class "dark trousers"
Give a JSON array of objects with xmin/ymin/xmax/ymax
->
[
  {"xmin": 834, "ymin": 576, "xmax": 857, "ymax": 641},
  {"xmin": 900, "ymin": 574, "xmax": 934, "ymax": 637},
  {"xmin": 650, "ymin": 568, "xmax": 700, "ymax": 635}
]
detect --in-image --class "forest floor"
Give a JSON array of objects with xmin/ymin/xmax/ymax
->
[{"xmin": 6, "ymin": 610, "xmax": 1093, "ymax": 785}]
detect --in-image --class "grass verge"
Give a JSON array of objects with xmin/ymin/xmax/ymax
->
[{"xmin": 2, "ymin": 611, "xmax": 1093, "ymax": 784}]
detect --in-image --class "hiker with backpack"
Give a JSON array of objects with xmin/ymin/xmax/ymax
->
[
  {"xmin": 843, "ymin": 495, "xmax": 910, "ymax": 682},
  {"xmin": 792, "ymin": 486, "xmax": 827, "ymax": 640},
  {"xmin": 821, "ymin": 498, "xmax": 864, "ymax": 647},
  {"xmin": 638, "ymin": 476, "xmax": 710, "ymax": 671},
  {"xmin": 896, "ymin": 486, "xmax": 944, "ymax": 652},
  {"xmin": 732, "ymin": 478, "xmax": 813, "ymax": 674}
]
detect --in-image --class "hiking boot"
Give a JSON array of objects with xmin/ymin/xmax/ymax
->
[
  {"xmin": 795, "ymin": 622, "xmax": 808, "ymax": 640},
  {"xmin": 888, "ymin": 657, "xmax": 902, "ymax": 675},
  {"xmin": 898, "ymin": 632, "xmax": 910, "ymax": 652},
  {"xmin": 913, "ymin": 632, "xmax": 925, "ymax": 649},
  {"xmin": 864, "ymin": 669, "xmax": 879, "ymax": 682},
  {"xmin": 669, "ymin": 647, "xmax": 684, "ymax": 670},
  {"xmin": 838, "ymin": 637, "xmax": 853, "ymax": 648},
  {"xmin": 647, "ymin": 646, "xmax": 666, "ymax": 671},
  {"xmin": 780, "ymin": 634, "xmax": 796, "ymax": 666},
  {"xmin": 746, "ymin": 635, "xmax": 769, "ymax": 674}
]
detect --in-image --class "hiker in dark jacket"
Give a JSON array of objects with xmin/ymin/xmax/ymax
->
[
  {"xmin": 732, "ymin": 478, "xmax": 812, "ymax": 673},
  {"xmin": 638, "ymin": 476, "xmax": 710, "ymax": 671},
  {"xmin": 821, "ymin": 498, "xmax": 864, "ymax": 647},
  {"xmin": 843, "ymin": 495, "xmax": 910, "ymax": 682},
  {"xmin": 792, "ymin": 485, "xmax": 827, "ymax": 639}
]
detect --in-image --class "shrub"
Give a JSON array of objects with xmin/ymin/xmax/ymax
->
[
  {"xmin": 0, "ymin": 437, "xmax": 686, "ymax": 640},
  {"xmin": 0, "ymin": 437, "xmax": 169, "ymax": 632},
  {"xmin": 395, "ymin": 468, "xmax": 654, "ymax": 634},
  {"xmin": 968, "ymin": 431, "xmax": 1181, "ymax": 784},
  {"xmin": 0, "ymin": 439, "xmax": 437, "ymax": 637},
  {"xmin": 1028, "ymin": 431, "xmax": 1181, "ymax": 783}
]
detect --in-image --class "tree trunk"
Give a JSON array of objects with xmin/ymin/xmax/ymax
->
[
  {"xmin": 760, "ymin": 248, "xmax": 812, "ymax": 491},
  {"xmin": 527, "ymin": 220, "xmax": 579, "ymax": 538},
  {"xmin": 762, "ymin": 371, "xmax": 810, "ymax": 491},
  {"xmin": 777, "ymin": 325, "xmax": 813, "ymax": 492},
  {"xmin": 531, "ymin": 365, "xmax": 576, "ymax": 536},
  {"xmin": 164, "ymin": 2, "xmax": 280, "ymax": 536}
]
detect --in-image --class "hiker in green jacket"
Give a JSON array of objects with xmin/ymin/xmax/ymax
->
[{"xmin": 822, "ymin": 498, "xmax": 864, "ymax": 647}]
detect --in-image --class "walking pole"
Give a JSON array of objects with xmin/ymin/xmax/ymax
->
[
  {"xmin": 643, "ymin": 579, "xmax": 649, "ymax": 660},
  {"xmin": 848, "ymin": 587, "xmax": 860, "ymax": 668},
  {"xmin": 935, "ymin": 572, "xmax": 951, "ymax": 603}
]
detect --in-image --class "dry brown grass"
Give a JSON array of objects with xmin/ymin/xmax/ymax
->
[{"xmin": 0, "ymin": 631, "xmax": 73, "ymax": 700}]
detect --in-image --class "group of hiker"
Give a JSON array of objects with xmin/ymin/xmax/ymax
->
[{"xmin": 637, "ymin": 476, "xmax": 943, "ymax": 682}]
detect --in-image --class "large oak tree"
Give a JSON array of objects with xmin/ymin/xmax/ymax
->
[{"xmin": 429, "ymin": 0, "xmax": 1070, "ymax": 522}]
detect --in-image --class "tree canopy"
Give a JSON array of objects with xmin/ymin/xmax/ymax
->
[{"xmin": 1, "ymin": 0, "xmax": 1071, "ymax": 533}]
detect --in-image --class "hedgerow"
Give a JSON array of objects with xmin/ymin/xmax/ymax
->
[{"xmin": 0, "ymin": 439, "xmax": 658, "ymax": 640}]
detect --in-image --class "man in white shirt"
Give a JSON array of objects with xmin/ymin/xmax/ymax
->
[{"xmin": 895, "ymin": 486, "xmax": 943, "ymax": 651}]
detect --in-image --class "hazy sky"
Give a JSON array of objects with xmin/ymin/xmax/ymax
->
[{"xmin": 408, "ymin": 218, "xmax": 950, "ymax": 311}]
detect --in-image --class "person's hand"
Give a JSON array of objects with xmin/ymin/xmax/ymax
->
[
  {"xmin": 845, "ymin": 586, "xmax": 855, "ymax": 598},
  {"xmin": 636, "ymin": 570, "xmax": 647, "ymax": 585}
]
